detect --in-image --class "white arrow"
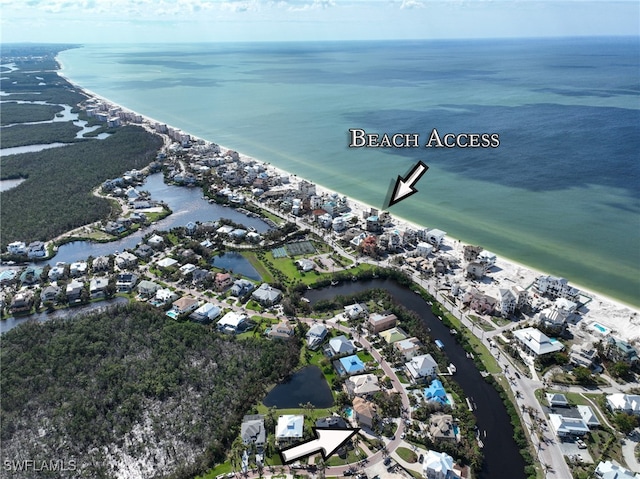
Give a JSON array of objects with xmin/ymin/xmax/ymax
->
[
  {"xmin": 279, "ymin": 428, "xmax": 360, "ymax": 464},
  {"xmin": 388, "ymin": 160, "xmax": 429, "ymax": 207}
]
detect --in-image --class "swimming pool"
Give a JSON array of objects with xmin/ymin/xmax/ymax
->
[
  {"xmin": 345, "ymin": 407, "xmax": 353, "ymax": 418},
  {"xmin": 591, "ymin": 322, "xmax": 611, "ymax": 335},
  {"xmin": 166, "ymin": 310, "xmax": 179, "ymax": 319}
]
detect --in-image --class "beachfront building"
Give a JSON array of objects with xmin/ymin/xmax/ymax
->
[
  {"xmin": 604, "ymin": 337, "xmax": 639, "ymax": 365},
  {"xmin": 275, "ymin": 415, "xmax": 304, "ymax": 445},
  {"xmin": 422, "ymin": 449, "xmax": 460, "ymax": 479},
  {"xmin": 533, "ymin": 275, "xmax": 580, "ymax": 301},
  {"xmin": 425, "ymin": 229, "xmax": 446, "ymax": 249},
  {"xmin": 512, "ymin": 327, "xmax": 564, "ymax": 357}
]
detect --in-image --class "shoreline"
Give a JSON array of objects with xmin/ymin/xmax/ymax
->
[{"xmin": 55, "ymin": 57, "xmax": 640, "ymax": 339}]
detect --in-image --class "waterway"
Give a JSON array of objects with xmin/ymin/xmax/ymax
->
[
  {"xmin": 40, "ymin": 173, "xmax": 272, "ymax": 265},
  {"xmin": 0, "ymin": 296, "xmax": 128, "ymax": 335},
  {"xmin": 262, "ymin": 365, "xmax": 334, "ymax": 409},
  {"xmin": 304, "ymin": 279, "xmax": 526, "ymax": 479},
  {"xmin": 211, "ymin": 252, "xmax": 261, "ymax": 281}
]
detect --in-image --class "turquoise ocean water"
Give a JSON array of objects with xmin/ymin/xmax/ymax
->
[{"xmin": 58, "ymin": 39, "xmax": 640, "ymax": 307}]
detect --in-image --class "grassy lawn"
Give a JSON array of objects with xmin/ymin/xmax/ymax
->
[
  {"xmin": 490, "ymin": 315, "xmax": 512, "ymax": 327},
  {"xmin": 195, "ymin": 461, "xmax": 233, "ymax": 479},
  {"xmin": 396, "ymin": 447, "xmax": 417, "ymax": 463},
  {"xmin": 445, "ymin": 312, "xmax": 501, "ymax": 374},
  {"xmin": 326, "ymin": 447, "xmax": 364, "ymax": 466},
  {"xmin": 242, "ymin": 251, "xmax": 273, "ymax": 282},
  {"xmin": 357, "ymin": 350, "xmax": 375, "ymax": 363}
]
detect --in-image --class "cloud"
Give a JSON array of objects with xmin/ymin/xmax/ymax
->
[{"xmin": 399, "ymin": 0, "xmax": 424, "ymax": 8}]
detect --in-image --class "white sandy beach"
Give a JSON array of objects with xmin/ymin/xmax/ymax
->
[{"xmin": 60, "ymin": 66, "xmax": 640, "ymax": 344}]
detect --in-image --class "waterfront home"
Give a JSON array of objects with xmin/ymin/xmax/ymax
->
[
  {"xmin": 40, "ymin": 284, "xmax": 61, "ymax": 303},
  {"xmin": 546, "ymin": 393, "xmax": 569, "ymax": 407},
  {"xmin": 217, "ymin": 311, "xmax": 248, "ymax": 334},
  {"xmin": 20, "ymin": 266, "xmax": 43, "ymax": 286},
  {"xmin": 604, "ymin": 336, "xmax": 639, "ymax": 365},
  {"xmin": 295, "ymin": 258, "xmax": 315, "ymax": 272},
  {"xmin": 316, "ymin": 416, "xmax": 348, "ymax": 429},
  {"xmin": 230, "ymin": 229, "xmax": 247, "ymax": 241},
  {"xmin": 0, "ymin": 269, "xmax": 18, "ymax": 285},
  {"xmin": 594, "ymin": 460, "xmax": 640, "ymax": 479},
  {"xmin": 548, "ymin": 414, "xmax": 589, "ymax": 438},
  {"xmin": 66, "ymin": 279, "xmax": 85, "ymax": 303},
  {"xmin": 533, "ymin": 275, "xmax": 580, "ymax": 301},
  {"xmin": 48, "ymin": 264, "xmax": 66, "ymax": 281},
  {"xmin": 345, "ymin": 373, "xmax": 380, "ymax": 397},
  {"xmin": 147, "ymin": 234, "xmax": 164, "ymax": 248},
  {"xmin": 216, "ymin": 225, "xmax": 234, "ymax": 236},
  {"xmin": 251, "ymin": 283, "xmax": 283, "ymax": 306},
  {"xmin": 344, "ymin": 303, "xmax": 368, "ymax": 320},
  {"xmin": 570, "ymin": 344, "xmax": 599, "ymax": 370},
  {"xmin": 497, "ymin": 286, "xmax": 527, "ymax": 317},
  {"xmin": 422, "ymin": 449, "xmax": 460, "ymax": 479},
  {"xmin": 606, "ymin": 394, "xmax": 640, "ymax": 416},
  {"xmin": 306, "ymin": 323, "xmax": 328, "ymax": 350},
  {"xmin": 380, "ymin": 327, "xmax": 408, "ymax": 344},
  {"xmin": 189, "ymin": 303, "xmax": 221, "ymax": 324},
  {"xmin": 70, "ymin": 261, "xmax": 88, "ymax": 277},
  {"xmin": 328, "ymin": 335, "xmax": 356, "ymax": 356},
  {"xmin": 134, "ymin": 244, "xmax": 154, "ymax": 259},
  {"xmin": 512, "ymin": 327, "xmax": 564, "ymax": 357},
  {"xmin": 425, "ymin": 229, "xmax": 446, "ymax": 248},
  {"xmin": 429, "ymin": 413, "xmax": 458, "ymax": 443},
  {"xmin": 268, "ymin": 321, "xmax": 295, "ymax": 339},
  {"xmin": 104, "ymin": 221, "xmax": 125, "ymax": 235},
  {"xmin": 352, "ymin": 397, "xmax": 377, "ymax": 429},
  {"xmin": 275, "ymin": 415, "xmax": 304, "ymax": 445},
  {"xmin": 465, "ymin": 261, "xmax": 488, "ymax": 280},
  {"xmin": 137, "ymin": 280, "xmax": 161, "ymax": 298},
  {"xmin": 6, "ymin": 241, "xmax": 27, "ymax": 255},
  {"xmin": 230, "ymin": 279, "xmax": 255, "ymax": 297},
  {"xmin": 394, "ymin": 337, "xmax": 423, "ymax": 360},
  {"xmin": 115, "ymin": 251, "xmax": 138, "ymax": 269},
  {"xmin": 368, "ymin": 312, "xmax": 397, "ymax": 334},
  {"xmin": 92, "ymin": 256, "xmax": 110, "ymax": 272},
  {"xmin": 337, "ymin": 355, "xmax": 366, "ymax": 376},
  {"xmin": 10, "ymin": 290, "xmax": 33, "ymax": 314},
  {"xmin": 89, "ymin": 278, "xmax": 110, "ymax": 299},
  {"xmin": 168, "ymin": 297, "xmax": 199, "ymax": 317},
  {"xmin": 424, "ymin": 379, "xmax": 449, "ymax": 406},
  {"xmin": 27, "ymin": 241, "xmax": 46, "ymax": 259},
  {"xmin": 405, "ymin": 354, "xmax": 438, "ymax": 382},
  {"xmin": 116, "ymin": 273, "xmax": 138, "ymax": 293},
  {"xmin": 214, "ymin": 272, "xmax": 233, "ymax": 291},
  {"xmin": 241, "ymin": 415, "xmax": 266, "ymax": 448}
]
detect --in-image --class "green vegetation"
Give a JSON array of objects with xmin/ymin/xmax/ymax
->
[
  {"xmin": 0, "ymin": 121, "xmax": 82, "ymax": 148},
  {"xmin": 1, "ymin": 126, "xmax": 163, "ymax": 247},
  {"xmin": 1, "ymin": 303, "xmax": 301, "ymax": 479},
  {"xmin": 396, "ymin": 446, "xmax": 418, "ymax": 463},
  {"xmin": 0, "ymin": 102, "xmax": 63, "ymax": 125}
]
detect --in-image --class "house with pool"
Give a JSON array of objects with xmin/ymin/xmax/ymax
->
[{"xmin": 512, "ymin": 327, "xmax": 564, "ymax": 357}]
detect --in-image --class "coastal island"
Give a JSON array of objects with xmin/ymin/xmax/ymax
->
[{"xmin": 1, "ymin": 45, "xmax": 639, "ymax": 479}]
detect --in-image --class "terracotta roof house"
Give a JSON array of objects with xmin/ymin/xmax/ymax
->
[{"xmin": 352, "ymin": 397, "xmax": 377, "ymax": 429}]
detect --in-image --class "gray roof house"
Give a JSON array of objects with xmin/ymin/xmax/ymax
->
[
  {"xmin": 241, "ymin": 415, "xmax": 266, "ymax": 447},
  {"xmin": 328, "ymin": 335, "xmax": 355, "ymax": 356},
  {"xmin": 251, "ymin": 283, "xmax": 283, "ymax": 306},
  {"xmin": 306, "ymin": 324, "xmax": 328, "ymax": 350},
  {"xmin": 231, "ymin": 279, "xmax": 255, "ymax": 297}
]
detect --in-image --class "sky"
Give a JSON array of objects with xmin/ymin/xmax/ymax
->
[{"xmin": 1, "ymin": 0, "xmax": 638, "ymax": 44}]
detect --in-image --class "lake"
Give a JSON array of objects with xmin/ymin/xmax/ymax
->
[
  {"xmin": 211, "ymin": 252, "xmax": 261, "ymax": 281},
  {"xmin": 262, "ymin": 365, "xmax": 334, "ymax": 409}
]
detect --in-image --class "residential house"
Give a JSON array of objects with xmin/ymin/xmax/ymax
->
[
  {"xmin": 380, "ymin": 327, "xmax": 408, "ymax": 344},
  {"xmin": 328, "ymin": 335, "xmax": 355, "ymax": 356},
  {"xmin": 92, "ymin": 256, "xmax": 110, "ymax": 272},
  {"xmin": 465, "ymin": 261, "xmax": 488, "ymax": 280},
  {"xmin": 189, "ymin": 303, "xmax": 221, "ymax": 324},
  {"xmin": 66, "ymin": 279, "xmax": 85, "ymax": 303},
  {"xmin": 416, "ymin": 242, "xmax": 433, "ymax": 258},
  {"xmin": 70, "ymin": 261, "xmax": 88, "ymax": 277},
  {"xmin": 424, "ymin": 379, "xmax": 449, "ymax": 406},
  {"xmin": 344, "ymin": 303, "xmax": 368, "ymax": 320},
  {"xmin": 425, "ymin": 229, "xmax": 446, "ymax": 248},
  {"xmin": 89, "ymin": 278, "xmax": 110, "ymax": 299},
  {"xmin": 594, "ymin": 461, "xmax": 640, "ymax": 479},
  {"xmin": 345, "ymin": 373, "xmax": 380, "ymax": 397},
  {"xmin": 137, "ymin": 280, "xmax": 161, "ymax": 298},
  {"xmin": 104, "ymin": 221, "xmax": 125, "ymax": 235},
  {"xmin": 217, "ymin": 311, "xmax": 249, "ymax": 334},
  {"xmin": 306, "ymin": 323, "xmax": 328, "ymax": 350},
  {"xmin": 27, "ymin": 241, "xmax": 46, "ymax": 259},
  {"xmin": 316, "ymin": 416, "xmax": 348, "ymax": 429},
  {"xmin": 533, "ymin": 275, "xmax": 580, "ymax": 301},
  {"xmin": 268, "ymin": 321, "xmax": 295, "ymax": 339},
  {"xmin": 0, "ymin": 269, "xmax": 18, "ymax": 285},
  {"xmin": 275, "ymin": 415, "xmax": 304, "ymax": 445},
  {"xmin": 546, "ymin": 393, "xmax": 569, "ymax": 407},
  {"xmin": 148, "ymin": 234, "xmax": 164, "ymax": 248},
  {"xmin": 48, "ymin": 264, "xmax": 66, "ymax": 281},
  {"xmin": 169, "ymin": 297, "xmax": 199, "ymax": 316},
  {"xmin": 135, "ymin": 244, "xmax": 154, "ymax": 259},
  {"xmin": 429, "ymin": 414, "xmax": 458, "ymax": 443},
  {"xmin": 179, "ymin": 263, "xmax": 197, "ymax": 276},
  {"xmin": 20, "ymin": 266, "xmax": 43, "ymax": 286},
  {"xmin": 422, "ymin": 449, "xmax": 459, "ymax": 479},
  {"xmin": 191, "ymin": 268, "xmax": 212, "ymax": 285},
  {"xmin": 606, "ymin": 394, "xmax": 640, "ymax": 416},
  {"xmin": 116, "ymin": 273, "xmax": 138, "ymax": 293},
  {"xmin": 368, "ymin": 313, "xmax": 397, "ymax": 334},
  {"xmin": 10, "ymin": 291, "xmax": 33, "ymax": 314},
  {"xmin": 537, "ymin": 306, "xmax": 570, "ymax": 333},
  {"xmin": 605, "ymin": 337, "xmax": 639, "ymax": 365},
  {"xmin": 352, "ymin": 397, "xmax": 377, "ymax": 429},
  {"xmin": 241, "ymin": 415, "xmax": 266, "ymax": 448},
  {"xmin": 40, "ymin": 285, "xmax": 61, "ymax": 303},
  {"xmin": 497, "ymin": 287, "xmax": 525, "ymax": 317},
  {"xmin": 461, "ymin": 288, "xmax": 496, "ymax": 315},
  {"xmin": 115, "ymin": 251, "xmax": 138, "ymax": 269},
  {"xmin": 338, "ymin": 355, "xmax": 366, "ymax": 376},
  {"xmin": 548, "ymin": 414, "xmax": 589, "ymax": 438},
  {"xmin": 577, "ymin": 405, "xmax": 601, "ymax": 428},
  {"xmin": 214, "ymin": 272, "xmax": 233, "ymax": 291},
  {"xmin": 7, "ymin": 241, "xmax": 27, "ymax": 255},
  {"xmin": 405, "ymin": 354, "xmax": 438, "ymax": 382},
  {"xmin": 156, "ymin": 257, "xmax": 178, "ymax": 269},
  {"xmin": 251, "ymin": 283, "xmax": 283, "ymax": 306},
  {"xmin": 231, "ymin": 279, "xmax": 255, "ymax": 297},
  {"xmin": 570, "ymin": 344, "xmax": 599, "ymax": 370},
  {"xmin": 394, "ymin": 337, "xmax": 422, "ymax": 360},
  {"xmin": 512, "ymin": 327, "xmax": 564, "ymax": 357}
]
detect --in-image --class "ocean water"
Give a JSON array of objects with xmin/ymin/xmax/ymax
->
[{"xmin": 58, "ymin": 38, "xmax": 640, "ymax": 307}]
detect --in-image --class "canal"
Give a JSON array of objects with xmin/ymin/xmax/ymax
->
[{"xmin": 304, "ymin": 278, "xmax": 527, "ymax": 479}]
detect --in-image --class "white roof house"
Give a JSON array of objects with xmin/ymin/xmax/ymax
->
[
  {"xmin": 251, "ymin": 283, "xmax": 283, "ymax": 306},
  {"xmin": 577, "ymin": 405, "xmax": 601, "ymax": 428},
  {"xmin": 329, "ymin": 335, "xmax": 355, "ymax": 356},
  {"xmin": 513, "ymin": 327, "xmax": 564, "ymax": 356},
  {"xmin": 157, "ymin": 257, "xmax": 178, "ymax": 268},
  {"xmin": 606, "ymin": 394, "xmax": 640, "ymax": 416},
  {"xmin": 594, "ymin": 460, "xmax": 640, "ymax": 479},
  {"xmin": 548, "ymin": 414, "xmax": 590, "ymax": 437},
  {"xmin": 422, "ymin": 449, "xmax": 458, "ymax": 479},
  {"xmin": 276, "ymin": 415, "xmax": 304, "ymax": 442},
  {"xmin": 190, "ymin": 303, "xmax": 221, "ymax": 323},
  {"xmin": 405, "ymin": 354, "xmax": 438, "ymax": 380},
  {"xmin": 217, "ymin": 311, "xmax": 248, "ymax": 333},
  {"xmin": 345, "ymin": 373, "xmax": 380, "ymax": 397}
]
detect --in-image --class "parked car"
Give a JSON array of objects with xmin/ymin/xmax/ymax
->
[
  {"xmin": 418, "ymin": 454, "xmax": 424, "ymax": 464},
  {"xmin": 577, "ymin": 439, "xmax": 587, "ymax": 449}
]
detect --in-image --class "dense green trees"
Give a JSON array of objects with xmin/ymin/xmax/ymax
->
[
  {"xmin": 1, "ymin": 303, "xmax": 300, "ymax": 478},
  {"xmin": 0, "ymin": 102, "xmax": 63, "ymax": 125},
  {"xmin": 0, "ymin": 121, "xmax": 83, "ymax": 148}
]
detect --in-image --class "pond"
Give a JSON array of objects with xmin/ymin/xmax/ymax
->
[
  {"xmin": 262, "ymin": 365, "xmax": 334, "ymax": 409},
  {"xmin": 211, "ymin": 252, "xmax": 261, "ymax": 281},
  {"xmin": 304, "ymin": 279, "xmax": 527, "ymax": 479}
]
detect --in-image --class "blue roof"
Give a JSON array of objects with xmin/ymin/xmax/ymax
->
[
  {"xmin": 424, "ymin": 379, "xmax": 448, "ymax": 405},
  {"xmin": 339, "ymin": 355, "xmax": 366, "ymax": 374}
]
